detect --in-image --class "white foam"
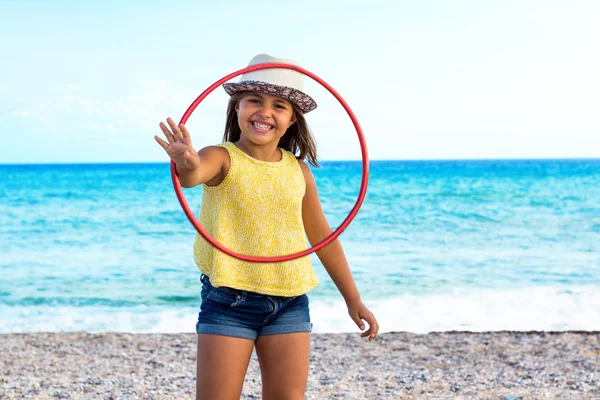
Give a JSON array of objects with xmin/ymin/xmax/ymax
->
[
  {"xmin": 0, "ymin": 305, "xmax": 199, "ymax": 334},
  {"xmin": 2, "ymin": 286, "xmax": 599, "ymax": 334},
  {"xmin": 310, "ymin": 286, "xmax": 600, "ymax": 333}
]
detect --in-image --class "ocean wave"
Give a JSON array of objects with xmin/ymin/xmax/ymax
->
[{"xmin": 2, "ymin": 286, "xmax": 599, "ymax": 334}]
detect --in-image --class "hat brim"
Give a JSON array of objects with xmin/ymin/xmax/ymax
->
[{"xmin": 223, "ymin": 81, "xmax": 317, "ymax": 114}]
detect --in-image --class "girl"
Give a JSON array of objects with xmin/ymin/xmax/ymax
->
[{"xmin": 155, "ymin": 54, "xmax": 379, "ymax": 400}]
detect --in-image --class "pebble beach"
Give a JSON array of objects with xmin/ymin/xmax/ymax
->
[{"xmin": 1, "ymin": 331, "xmax": 599, "ymax": 399}]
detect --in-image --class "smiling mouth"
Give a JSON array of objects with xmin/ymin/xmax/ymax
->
[{"xmin": 251, "ymin": 121, "xmax": 274, "ymax": 133}]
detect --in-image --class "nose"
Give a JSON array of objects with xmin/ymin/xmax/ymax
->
[{"xmin": 258, "ymin": 104, "xmax": 272, "ymax": 119}]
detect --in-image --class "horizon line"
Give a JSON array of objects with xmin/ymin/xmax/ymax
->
[{"xmin": 1, "ymin": 156, "xmax": 600, "ymax": 166}]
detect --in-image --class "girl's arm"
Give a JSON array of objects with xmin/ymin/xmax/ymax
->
[
  {"xmin": 177, "ymin": 146, "xmax": 228, "ymax": 188},
  {"xmin": 155, "ymin": 117, "xmax": 226, "ymax": 188},
  {"xmin": 299, "ymin": 160, "xmax": 379, "ymax": 341}
]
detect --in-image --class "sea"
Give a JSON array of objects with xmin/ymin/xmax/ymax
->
[{"xmin": 1, "ymin": 159, "xmax": 599, "ymax": 334}]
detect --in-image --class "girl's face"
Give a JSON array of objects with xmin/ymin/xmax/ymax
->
[{"xmin": 235, "ymin": 92, "xmax": 297, "ymax": 146}]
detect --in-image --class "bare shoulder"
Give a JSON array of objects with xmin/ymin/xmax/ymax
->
[
  {"xmin": 198, "ymin": 145, "xmax": 228, "ymax": 159},
  {"xmin": 199, "ymin": 145, "xmax": 230, "ymax": 166},
  {"xmin": 296, "ymin": 158, "xmax": 311, "ymax": 174},
  {"xmin": 296, "ymin": 158, "xmax": 316, "ymax": 187},
  {"xmin": 198, "ymin": 145, "xmax": 231, "ymax": 186}
]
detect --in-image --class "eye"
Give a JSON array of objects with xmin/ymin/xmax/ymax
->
[
  {"xmin": 275, "ymin": 104, "xmax": 287, "ymax": 109},
  {"xmin": 248, "ymin": 99, "xmax": 260, "ymax": 103}
]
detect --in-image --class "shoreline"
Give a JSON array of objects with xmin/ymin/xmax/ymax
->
[{"xmin": 1, "ymin": 331, "xmax": 598, "ymax": 399}]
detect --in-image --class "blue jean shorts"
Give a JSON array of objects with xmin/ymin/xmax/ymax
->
[{"xmin": 196, "ymin": 274, "xmax": 313, "ymax": 340}]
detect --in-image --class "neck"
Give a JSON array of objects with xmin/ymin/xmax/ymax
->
[{"xmin": 234, "ymin": 138, "xmax": 282, "ymax": 162}]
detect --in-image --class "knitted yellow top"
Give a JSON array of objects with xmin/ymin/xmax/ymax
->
[{"xmin": 193, "ymin": 141, "xmax": 319, "ymax": 296}]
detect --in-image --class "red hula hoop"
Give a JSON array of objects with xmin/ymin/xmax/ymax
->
[{"xmin": 171, "ymin": 62, "xmax": 369, "ymax": 262}]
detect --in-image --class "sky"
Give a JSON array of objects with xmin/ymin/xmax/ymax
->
[{"xmin": 1, "ymin": 0, "xmax": 599, "ymax": 163}]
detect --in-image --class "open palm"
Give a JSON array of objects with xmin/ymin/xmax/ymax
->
[{"xmin": 155, "ymin": 117, "xmax": 200, "ymax": 170}]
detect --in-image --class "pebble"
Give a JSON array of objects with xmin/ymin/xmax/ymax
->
[{"xmin": 0, "ymin": 331, "xmax": 598, "ymax": 399}]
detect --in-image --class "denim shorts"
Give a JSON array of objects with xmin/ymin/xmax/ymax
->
[{"xmin": 195, "ymin": 274, "xmax": 313, "ymax": 340}]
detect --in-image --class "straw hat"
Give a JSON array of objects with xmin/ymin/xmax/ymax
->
[{"xmin": 223, "ymin": 54, "xmax": 317, "ymax": 113}]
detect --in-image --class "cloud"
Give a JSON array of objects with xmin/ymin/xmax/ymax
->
[{"xmin": 15, "ymin": 80, "xmax": 206, "ymax": 135}]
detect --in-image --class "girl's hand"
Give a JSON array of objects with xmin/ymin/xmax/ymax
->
[
  {"xmin": 155, "ymin": 117, "xmax": 201, "ymax": 171},
  {"xmin": 347, "ymin": 299, "xmax": 379, "ymax": 342}
]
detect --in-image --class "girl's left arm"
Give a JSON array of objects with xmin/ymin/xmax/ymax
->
[{"xmin": 299, "ymin": 161, "xmax": 379, "ymax": 341}]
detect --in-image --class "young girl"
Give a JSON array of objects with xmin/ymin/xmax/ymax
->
[{"xmin": 155, "ymin": 54, "xmax": 379, "ymax": 400}]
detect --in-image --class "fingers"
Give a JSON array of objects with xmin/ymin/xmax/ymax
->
[
  {"xmin": 353, "ymin": 309, "xmax": 379, "ymax": 342},
  {"xmin": 180, "ymin": 123, "xmax": 191, "ymax": 141},
  {"xmin": 186, "ymin": 152, "xmax": 201, "ymax": 170},
  {"xmin": 159, "ymin": 117, "xmax": 188, "ymax": 144},
  {"xmin": 350, "ymin": 313, "xmax": 365, "ymax": 331},
  {"xmin": 362, "ymin": 313, "xmax": 379, "ymax": 342},
  {"xmin": 159, "ymin": 121, "xmax": 175, "ymax": 144},
  {"xmin": 167, "ymin": 117, "xmax": 185, "ymax": 142},
  {"xmin": 154, "ymin": 135, "xmax": 169, "ymax": 150}
]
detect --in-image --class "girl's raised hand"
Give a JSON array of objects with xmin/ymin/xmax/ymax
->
[{"xmin": 155, "ymin": 117, "xmax": 201, "ymax": 171}]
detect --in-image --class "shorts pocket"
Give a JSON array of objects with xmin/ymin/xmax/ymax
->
[{"xmin": 207, "ymin": 287, "xmax": 242, "ymax": 307}]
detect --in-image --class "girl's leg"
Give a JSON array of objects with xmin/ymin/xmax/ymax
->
[
  {"xmin": 196, "ymin": 334, "xmax": 255, "ymax": 400},
  {"xmin": 254, "ymin": 332, "xmax": 310, "ymax": 400}
]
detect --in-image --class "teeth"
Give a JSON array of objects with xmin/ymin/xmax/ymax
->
[{"xmin": 253, "ymin": 122, "xmax": 272, "ymax": 130}]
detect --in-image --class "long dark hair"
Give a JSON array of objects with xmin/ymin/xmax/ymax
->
[{"xmin": 222, "ymin": 91, "xmax": 319, "ymax": 167}]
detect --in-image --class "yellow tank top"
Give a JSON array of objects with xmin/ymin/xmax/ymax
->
[{"xmin": 193, "ymin": 141, "xmax": 319, "ymax": 296}]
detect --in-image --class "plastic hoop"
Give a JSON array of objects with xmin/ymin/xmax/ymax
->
[{"xmin": 171, "ymin": 62, "xmax": 369, "ymax": 262}]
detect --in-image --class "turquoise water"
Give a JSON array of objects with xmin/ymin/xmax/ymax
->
[{"xmin": 1, "ymin": 159, "xmax": 599, "ymax": 333}]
